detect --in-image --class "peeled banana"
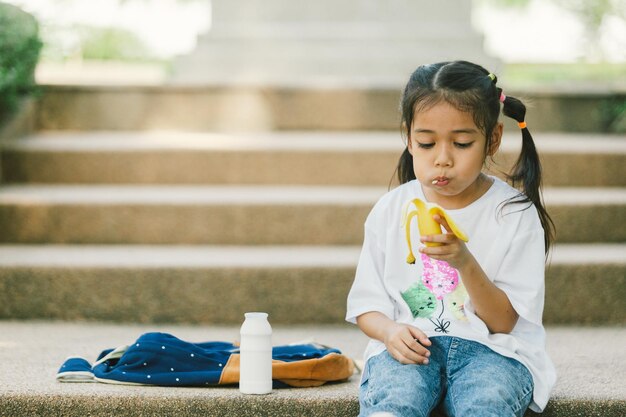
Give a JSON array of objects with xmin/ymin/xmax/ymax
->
[{"xmin": 402, "ymin": 198, "xmax": 469, "ymax": 264}]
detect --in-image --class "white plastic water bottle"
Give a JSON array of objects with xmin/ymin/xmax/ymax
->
[{"xmin": 239, "ymin": 312, "xmax": 273, "ymax": 394}]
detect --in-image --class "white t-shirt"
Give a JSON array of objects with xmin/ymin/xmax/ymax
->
[{"xmin": 346, "ymin": 176, "xmax": 556, "ymax": 412}]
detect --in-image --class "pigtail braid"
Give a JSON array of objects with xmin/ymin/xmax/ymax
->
[
  {"xmin": 395, "ymin": 147, "xmax": 416, "ymax": 185},
  {"xmin": 501, "ymin": 95, "xmax": 555, "ymax": 252}
]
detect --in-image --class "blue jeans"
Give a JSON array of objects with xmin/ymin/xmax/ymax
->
[{"xmin": 359, "ymin": 336, "xmax": 533, "ymax": 417}]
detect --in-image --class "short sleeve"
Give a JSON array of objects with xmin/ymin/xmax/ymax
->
[
  {"xmin": 494, "ymin": 228, "xmax": 546, "ymax": 326},
  {"xmin": 345, "ymin": 223, "xmax": 394, "ymax": 324}
]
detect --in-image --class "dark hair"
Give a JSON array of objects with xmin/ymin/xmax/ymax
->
[{"xmin": 395, "ymin": 60, "xmax": 554, "ymax": 253}]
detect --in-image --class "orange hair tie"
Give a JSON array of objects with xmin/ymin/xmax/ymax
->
[{"xmin": 518, "ymin": 121, "xmax": 527, "ymax": 129}]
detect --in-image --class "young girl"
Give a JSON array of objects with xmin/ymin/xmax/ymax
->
[{"xmin": 346, "ymin": 61, "xmax": 556, "ymax": 417}]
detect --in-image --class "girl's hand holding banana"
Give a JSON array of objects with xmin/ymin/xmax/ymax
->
[
  {"xmin": 403, "ymin": 198, "xmax": 469, "ymax": 266},
  {"xmin": 419, "ymin": 214, "xmax": 475, "ymax": 272}
]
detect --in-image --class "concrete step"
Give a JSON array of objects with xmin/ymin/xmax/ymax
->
[
  {"xmin": 34, "ymin": 84, "xmax": 626, "ymax": 133},
  {"xmin": 1, "ymin": 131, "xmax": 625, "ymax": 187},
  {"xmin": 0, "ymin": 321, "xmax": 624, "ymax": 416},
  {"xmin": 0, "ymin": 185, "xmax": 623, "ymax": 245},
  {"xmin": 0, "ymin": 244, "xmax": 623, "ymax": 325}
]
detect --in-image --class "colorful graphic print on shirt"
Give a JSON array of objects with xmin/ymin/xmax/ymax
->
[{"xmin": 401, "ymin": 254, "xmax": 468, "ymax": 333}]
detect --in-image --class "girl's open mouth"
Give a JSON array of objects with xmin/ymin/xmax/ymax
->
[{"xmin": 431, "ymin": 177, "xmax": 450, "ymax": 186}]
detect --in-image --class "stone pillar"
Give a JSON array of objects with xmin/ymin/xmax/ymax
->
[{"xmin": 170, "ymin": 0, "xmax": 499, "ymax": 86}]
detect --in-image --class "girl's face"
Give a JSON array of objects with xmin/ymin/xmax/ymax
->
[{"xmin": 407, "ymin": 100, "xmax": 502, "ymax": 209}]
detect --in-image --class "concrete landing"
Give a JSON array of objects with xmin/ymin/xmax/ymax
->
[{"xmin": 0, "ymin": 321, "xmax": 624, "ymax": 416}]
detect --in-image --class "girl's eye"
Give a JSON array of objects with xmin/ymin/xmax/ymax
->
[
  {"xmin": 455, "ymin": 142, "xmax": 474, "ymax": 149},
  {"xmin": 417, "ymin": 142, "xmax": 435, "ymax": 149}
]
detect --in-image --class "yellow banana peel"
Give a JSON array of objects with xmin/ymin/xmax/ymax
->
[{"xmin": 402, "ymin": 198, "xmax": 469, "ymax": 264}]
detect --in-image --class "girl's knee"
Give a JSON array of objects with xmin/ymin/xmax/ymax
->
[
  {"xmin": 445, "ymin": 351, "xmax": 534, "ymax": 417},
  {"xmin": 360, "ymin": 351, "xmax": 441, "ymax": 417},
  {"xmin": 449, "ymin": 386, "xmax": 533, "ymax": 417},
  {"xmin": 446, "ymin": 372, "xmax": 533, "ymax": 417}
]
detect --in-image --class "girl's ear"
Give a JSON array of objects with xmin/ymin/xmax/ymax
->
[{"xmin": 487, "ymin": 122, "xmax": 503, "ymax": 156}]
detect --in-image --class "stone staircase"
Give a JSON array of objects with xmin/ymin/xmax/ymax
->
[{"xmin": 0, "ymin": 92, "xmax": 625, "ymax": 416}]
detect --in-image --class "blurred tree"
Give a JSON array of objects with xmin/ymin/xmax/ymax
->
[{"xmin": 0, "ymin": 2, "xmax": 42, "ymax": 118}]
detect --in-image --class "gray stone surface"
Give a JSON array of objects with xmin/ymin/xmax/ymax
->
[
  {"xmin": 0, "ymin": 97, "xmax": 37, "ymax": 141},
  {"xmin": 1, "ymin": 131, "xmax": 625, "ymax": 187},
  {"xmin": 0, "ymin": 185, "xmax": 623, "ymax": 244},
  {"xmin": 3, "ymin": 131, "xmax": 626, "ymax": 153},
  {"xmin": 0, "ymin": 243, "xmax": 623, "ymax": 269},
  {"xmin": 0, "ymin": 245, "xmax": 361, "ymax": 268},
  {"xmin": 32, "ymin": 85, "xmax": 625, "ymax": 132},
  {"xmin": 0, "ymin": 322, "xmax": 624, "ymax": 416},
  {"xmin": 0, "ymin": 244, "xmax": 623, "ymax": 325}
]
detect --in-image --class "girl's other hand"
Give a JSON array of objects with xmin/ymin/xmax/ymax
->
[
  {"xmin": 419, "ymin": 214, "xmax": 474, "ymax": 271},
  {"xmin": 383, "ymin": 322, "xmax": 431, "ymax": 365}
]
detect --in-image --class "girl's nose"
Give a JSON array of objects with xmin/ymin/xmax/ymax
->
[{"xmin": 434, "ymin": 147, "xmax": 453, "ymax": 167}]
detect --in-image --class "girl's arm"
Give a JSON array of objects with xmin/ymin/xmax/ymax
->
[
  {"xmin": 420, "ymin": 215, "xmax": 519, "ymax": 334},
  {"xmin": 356, "ymin": 311, "xmax": 432, "ymax": 365},
  {"xmin": 454, "ymin": 255, "xmax": 519, "ymax": 333}
]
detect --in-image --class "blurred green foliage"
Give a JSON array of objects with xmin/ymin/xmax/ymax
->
[
  {"xmin": 552, "ymin": 0, "xmax": 625, "ymax": 33},
  {"xmin": 0, "ymin": 2, "xmax": 43, "ymax": 118},
  {"xmin": 78, "ymin": 26, "xmax": 152, "ymax": 61},
  {"xmin": 39, "ymin": 24, "xmax": 155, "ymax": 62},
  {"xmin": 485, "ymin": 0, "xmax": 625, "ymax": 23},
  {"xmin": 504, "ymin": 63, "xmax": 626, "ymax": 85}
]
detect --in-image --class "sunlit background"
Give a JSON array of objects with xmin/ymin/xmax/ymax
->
[{"xmin": 4, "ymin": 0, "xmax": 626, "ymax": 87}]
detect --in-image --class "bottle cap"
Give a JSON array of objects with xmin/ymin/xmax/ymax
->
[{"xmin": 245, "ymin": 312, "xmax": 269, "ymax": 319}]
